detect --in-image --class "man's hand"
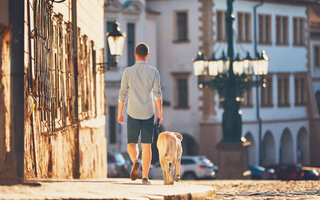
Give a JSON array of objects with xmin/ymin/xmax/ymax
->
[
  {"xmin": 156, "ymin": 114, "xmax": 163, "ymax": 124},
  {"xmin": 118, "ymin": 102, "xmax": 125, "ymax": 124},
  {"xmin": 155, "ymin": 99, "xmax": 163, "ymax": 124},
  {"xmin": 118, "ymin": 113, "xmax": 124, "ymax": 124}
]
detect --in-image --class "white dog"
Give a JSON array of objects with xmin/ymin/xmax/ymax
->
[{"xmin": 157, "ymin": 131, "xmax": 183, "ymax": 185}]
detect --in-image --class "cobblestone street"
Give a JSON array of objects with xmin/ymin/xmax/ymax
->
[
  {"xmin": 184, "ymin": 180, "xmax": 320, "ymax": 200},
  {"xmin": 0, "ymin": 179, "xmax": 320, "ymax": 199}
]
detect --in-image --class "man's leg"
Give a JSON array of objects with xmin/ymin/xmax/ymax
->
[
  {"xmin": 127, "ymin": 115, "xmax": 141, "ymax": 181},
  {"xmin": 140, "ymin": 115, "xmax": 154, "ymax": 180},
  {"xmin": 141, "ymin": 143, "xmax": 152, "ymax": 178},
  {"xmin": 127, "ymin": 143, "xmax": 139, "ymax": 163}
]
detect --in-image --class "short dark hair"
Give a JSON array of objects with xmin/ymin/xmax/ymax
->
[{"xmin": 135, "ymin": 43, "xmax": 149, "ymax": 57}]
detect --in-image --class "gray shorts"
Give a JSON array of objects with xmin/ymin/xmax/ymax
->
[{"xmin": 127, "ymin": 115, "xmax": 154, "ymax": 144}]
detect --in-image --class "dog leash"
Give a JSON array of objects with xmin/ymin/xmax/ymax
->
[{"xmin": 155, "ymin": 118, "xmax": 160, "ymax": 135}]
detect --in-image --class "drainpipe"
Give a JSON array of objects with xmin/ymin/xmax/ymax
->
[
  {"xmin": 253, "ymin": 0, "xmax": 264, "ymax": 166},
  {"xmin": 72, "ymin": 0, "xmax": 80, "ymax": 179}
]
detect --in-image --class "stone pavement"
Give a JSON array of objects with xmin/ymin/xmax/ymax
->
[
  {"xmin": 185, "ymin": 180, "xmax": 320, "ymax": 200},
  {"xmin": 0, "ymin": 178, "xmax": 214, "ymax": 200}
]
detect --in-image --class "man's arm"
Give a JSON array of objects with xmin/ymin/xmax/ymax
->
[
  {"xmin": 153, "ymin": 69, "xmax": 163, "ymax": 124},
  {"xmin": 155, "ymin": 99, "xmax": 162, "ymax": 124},
  {"xmin": 118, "ymin": 69, "xmax": 128, "ymax": 124},
  {"xmin": 118, "ymin": 102, "xmax": 124, "ymax": 124}
]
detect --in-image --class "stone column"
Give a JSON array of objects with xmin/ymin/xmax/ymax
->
[{"xmin": 198, "ymin": 0, "xmax": 222, "ymax": 164}]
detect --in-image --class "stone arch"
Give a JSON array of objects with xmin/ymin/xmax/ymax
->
[
  {"xmin": 181, "ymin": 133, "xmax": 198, "ymax": 156},
  {"xmin": 262, "ymin": 131, "xmax": 276, "ymax": 166},
  {"xmin": 245, "ymin": 132, "xmax": 256, "ymax": 166},
  {"xmin": 280, "ymin": 128, "xmax": 294, "ymax": 164},
  {"xmin": 296, "ymin": 127, "xmax": 309, "ymax": 165}
]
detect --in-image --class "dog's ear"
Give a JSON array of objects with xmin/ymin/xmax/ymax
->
[{"xmin": 173, "ymin": 132, "xmax": 183, "ymax": 141}]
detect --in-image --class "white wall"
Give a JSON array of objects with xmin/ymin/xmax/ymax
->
[
  {"xmin": 147, "ymin": 0, "xmax": 202, "ymax": 141},
  {"xmin": 147, "ymin": 0, "xmax": 311, "ymax": 165}
]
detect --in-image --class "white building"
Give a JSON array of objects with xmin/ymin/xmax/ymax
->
[
  {"xmin": 146, "ymin": 0, "xmax": 320, "ymax": 166},
  {"xmin": 104, "ymin": 0, "xmax": 159, "ymax": 153},
  {"xmin": 310, "ymin": 5, "xmax": 320, "ymax": 112},
  {"xmin": 104, "ymin": 0, "xmax": 320, "ymax": 166}
]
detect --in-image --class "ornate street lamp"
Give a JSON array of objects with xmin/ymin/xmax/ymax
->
[
  {"xmin": 97, "ymin": 20, "xmax": 126, "ymax": 72},
  {"xmin": 193, "ymin": 0, "xmax": 269, "ymax": 143}
]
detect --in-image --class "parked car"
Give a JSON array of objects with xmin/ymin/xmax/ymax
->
[
  {"xmin": 300, "ymin": 169, "xmax": 319, "ymax": 180},
  {"xmin": 107, "ymin": 152, "xmax": 130, "ymax": 178},
  {"xmin": 248, "ymin": 165, "xmax": 275, "ymax": 180},
  {"xmin": 298, "ymin": 167, "xmax": 320, "ymax": 180},
  {"xmin": 266, "ymin": 164, "xmax": 302, "ymax": 180},
  {"xmin": 149, "ymin": 156, "xmax": 215, "ymax": 180}
]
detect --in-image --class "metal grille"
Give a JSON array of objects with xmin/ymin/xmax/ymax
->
[{"xmin": 27, "ymin": 0, "xmax": 99, "ymax": 135}]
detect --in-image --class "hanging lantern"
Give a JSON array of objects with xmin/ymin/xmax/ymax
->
[
  {"xmin": 107, "ymin": 20, "xmax": 126, "ymax": 56},
  {"xmin": 193, "ymin": 51, "xmax": 207, "ymax": 76},
  {"xmin": 208, "ymin": 53, "xmax": 223, "ymax": 76}
]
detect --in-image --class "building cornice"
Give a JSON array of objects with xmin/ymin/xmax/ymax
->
[{"xmin": 244, "ymin": 0, "xmax": 319, "ymax": 6}]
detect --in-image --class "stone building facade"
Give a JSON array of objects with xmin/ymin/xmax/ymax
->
[
  {"xmin": 146, "ymin": 0, "xmax": 320, "ymax": 167},
  {"xmin": 0, "ymin": 0, "xmax": 107, "ymax": 181},
  {"xmin": 103, "ymin": 0, "xmax": 320, "ymax": 167}
]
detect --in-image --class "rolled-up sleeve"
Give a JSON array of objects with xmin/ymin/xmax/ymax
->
[
  {"xmin": 118, "ymin": 68, "xmax": 128, "ymax": 103},
  {"xmin": 153, "ymin": 69, "xmax": 162, "ymax": 100}
]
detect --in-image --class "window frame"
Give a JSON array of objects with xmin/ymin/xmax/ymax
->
[
  {"xmin": 171, "ymin": 72, "xmax": 190, "ymax": 110},
  {"xmin": 294, "ymin": 73, "xmax": 307, "ymax": 106},
  {"xmin": 108, "ymin": 105, "xmax": 117, "ymax": 144},
  {"xmin": 258, "ymin": 14, "xmax": 272, "ymax": 45},
  {"xmin": 173, "ymin": 10, "xmax": 189, "ymax": 43},
  {"xmin": 216, "ymin": 10, "xmax": 226, "ymax": 42},
  {"xmin": 261, "ymin": 75, "xmax": 273, "ymax": 107},
  {"xmin": 314, "ymin": 45, "xmax": 320, "ymax": 69},
  {"xmin": 127, "ymin": 22, "xmax": 136, "ymax": 66},
  {"xmin": 242, "ymin": 88, "xmax": 253, "ymax": 108},
  {"xmin": 276, "ymin": 15, "xmax": 289, "ymax": 46},
  {"xmin": 277, "ymin": 74, "xmax": 290, "ymax": 107},
  {"xmin": 237, "ymin": 12, "xmax": 252, "ymax": 43},
  {"xmin": 293, "ymin": 17, "xmax": 305, "ymax": 46}
]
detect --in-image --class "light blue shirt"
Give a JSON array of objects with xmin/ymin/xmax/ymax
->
[{"xmin": 118, "ymin": 61, "xmax": 162, "ymax": 120}]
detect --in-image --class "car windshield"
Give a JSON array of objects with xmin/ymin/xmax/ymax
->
[
  {"xmin": 108, "ymin": 153, "xmax": 125, "ymax": 164},
  {"xmin": 114, "ymin": 153, "xmax": 125, "ymax": 164},
  {"xmin": 199, "ymin": 157, "xmax": 213, "ymax": 167}
]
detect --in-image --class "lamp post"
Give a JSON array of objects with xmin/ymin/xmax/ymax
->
[
  {"xmin": 97, "ymin": 20, "xmax": 126, "ymax": 72},
  {"xmin": 193, "ymin": 0, "xmax": 269, "ymax": 142}
]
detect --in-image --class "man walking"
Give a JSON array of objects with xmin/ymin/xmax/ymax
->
[{"xmin": 118, "ymin": 43, "xmax": 162, "ymax": 184}]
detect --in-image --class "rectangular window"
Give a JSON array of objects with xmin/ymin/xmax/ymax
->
[
  {"xmin": 258, "ymin": 14, "xmax": 271, "ymax": 44},
  {"xmin": 217, "ymin": 10, "xmax": 226, "ymax": 42},
  {"xmin": 109, "ymin": 106, "xmax": 116, "ymax": 144},
  {"xmin": 294, "ymin": 75, "xmax": 307, "ymax": 105},
  {"xmin": 127, "ymin": 23, "xmax": 135, "ymax": 66},
  {"xmin": 314, "ymin": 45, "xmax": 320, "ymax": 68},
  {"xmin": 261, "ymin": 76, "xmax": 273, "ymax": 107},
  {"xmin": 175, "ymin": 11, "xmax": 188, "ymax": 42},
  {"xmin": 106, "ymin": 21, "xmax": 115, "ymax": 63},
  {"xmin": 276, "ymin": 16, "xmax": 288, "ymax": 45},
  {"xmin": 177, "ymin": 79, "xmax": 188, "ymax": 108},
  {"xmin": 245, "ymin": 13, "xmax": 251, "ymax": 42},
  {"xmin": 172, "ymin": 72, "xmax": 190, "ymax": 109},
  {"xmin": 277, "ymin": 75, "xmax": 290, "ymax": 106},
  {"xmin": 293, "ymin": 17, "xmax": 305, "ymax": 45},
  {"xmin": 237, "ymin": 12, "xmax": 251, "ymax": 43},
  {"xmin": 242, "ymin": 88, "xmax": 253, "ymax": 107}
]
